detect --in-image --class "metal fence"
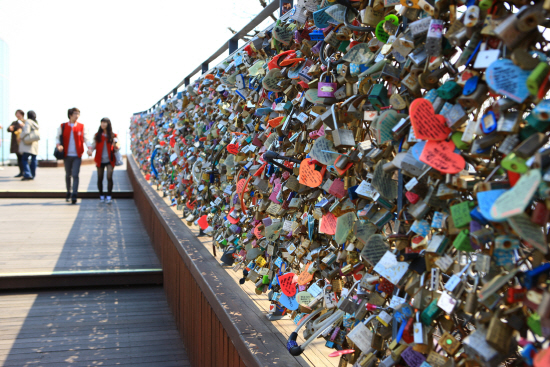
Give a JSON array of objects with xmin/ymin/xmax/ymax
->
[{"xmin": 0, "ymin": 131, "xmax": 131, "ymax": 165}]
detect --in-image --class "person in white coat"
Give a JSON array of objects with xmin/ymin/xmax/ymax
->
[{"xmin": 19, "ymin": 111, "xmax": 40, "ymax": 181}]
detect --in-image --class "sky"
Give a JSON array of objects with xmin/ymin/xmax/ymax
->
[{"xmin": 0, "ymin": 0, "xmax": 277, "ymax": 160}]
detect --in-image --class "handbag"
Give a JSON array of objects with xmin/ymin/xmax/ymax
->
[
  {"xmin": 114, "ymin": 150, "xmax": 123, "ymax": 166},
  {"xmin": 53, "ymin": 123, "xmax": 65, "ymax": 160},
  {"xmin": 22, "ymin": 122, "xmax": 40, "ymax": 145}
]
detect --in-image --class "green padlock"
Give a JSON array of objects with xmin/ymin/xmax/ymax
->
[
  {"xmin": 527, "ymin": 312, "xmax": 543, "ymax": 336},
  {"xmin": 437, "ymin": 80, "xmax": 462, "ymax": 100},
  {"xmin": 421, "ymin": 299, "xmax": 442, "ymax": 326},
  {"xmin": 453, "ymin": 229, "xmax": 474, "ymax": 252},
  {"xmin": 501, "ymin": 152, "xmax": 528, "ymax": 174},
  {"xmin": 451, "ymin": 132, "xmax": 470, "ymax": 150},
  {"xmin": 527, "ymin": 62, "xmax": 550, "ymax": 96},
  {"xmin": 478, "ymin": 0, "xmax": 493, "ymax": 10},
  {"xmin": 368, "ymin": 84, "xmax": 390, "ymax": 111},
  {"xmin": 450, "ymin": 201, "xmax": 472, "ymax": 228}
]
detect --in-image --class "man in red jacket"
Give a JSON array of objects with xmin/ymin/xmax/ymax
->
[{"xmin": 55, "ymin": 107, "xmax": 92, "ymax": 204}]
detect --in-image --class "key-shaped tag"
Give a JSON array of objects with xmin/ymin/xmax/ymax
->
[{"xmin": 445, "ymin": 258, "xmax": 471, "ymax": 292}]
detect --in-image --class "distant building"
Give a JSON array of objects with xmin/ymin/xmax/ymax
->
[{"xmin": 0, "ymin": 38, "xmax": 8, "ymax": 164}]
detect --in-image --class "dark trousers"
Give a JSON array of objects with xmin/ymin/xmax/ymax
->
[
  {"xmin": 97, "ymin": 163, "xmax": 114, "ymax": 196},
  {"xmin": 16, "ymin": 153, "xmax": 23, "ymax": 174},
  {"xmin": 21, "ymin": 153, "xmax": 37, "ymax": 178},
  {"xmin": 64, "ymin": 156, "xmax": 82, "ymax": 198}
]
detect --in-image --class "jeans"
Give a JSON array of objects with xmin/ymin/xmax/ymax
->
[
  {"xmin": 64, "ymin": 156, "xmax": 82, "ymax": 198},
  {"xmin": 97, "ymin": 163, "xmax": 114, "ymax": 196},
  {"xmin": 22, "ymin": 153, "xmax": 37, "ymax": 179}
]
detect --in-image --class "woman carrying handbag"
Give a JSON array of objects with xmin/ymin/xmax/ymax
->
[
  {"xmin": 19, "ymin": 110, "xmax": 40, "ymax": 181},
  {"xmin": 87, "ymin": 118, "xmax": 121, "ymax": 203}
]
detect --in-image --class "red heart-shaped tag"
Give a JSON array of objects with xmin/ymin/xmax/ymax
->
[
  {"xmin": 410, "ymin": 98, "xmax": 451, "ymax": 141},
  {"xmin": 227, "ymin": 144, "xmax": 239, "ymax": 155},
  {"xmin": 197, "ymin": 215, "xmax": 209, "ymax": 230},
  {"xmin": 279, "ymin": 272, "xmax": 298, "ymax": 297},
  {"xmin": 420, "ymin": 140, "xmax": 465, "ymax": 174},
  {"xmin": 299, "ymin": 158, "xmax": 323, "ymax": 188}
]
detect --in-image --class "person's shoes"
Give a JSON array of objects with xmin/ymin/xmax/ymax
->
[
  {"xmin": 14, "ymin": 173, "xmax": 22, "ymax": 178},
  {"xmin": 21, "ymin": 177, "xmax": 33, "ymax": 181},
  {"xmin": 106, "ymin": 196, "xmax": 112, "ymax": 204},
  {"xmin": 66, "ymin": 193, "xmax": 71, "ymax": 202},
  {"xmin": 99, "ymin": 196, "xmax": 105, "ymax": 203},
  {"xmin": 71, "ymin": 199, "xmax": 77, "ymax": 205}
]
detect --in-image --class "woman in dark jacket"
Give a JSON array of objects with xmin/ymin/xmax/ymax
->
[
  {"xmin": 7, "ymin": 110, "xmax": 25, "ymax": 177},
  {"xmin": 87, "ymin": 118, "xmax": 120, "ymax": 203}
]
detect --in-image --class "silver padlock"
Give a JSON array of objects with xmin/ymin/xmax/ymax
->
[{"xmin": 331, "ymin": 103, "xmax": 355, "ymax": 148}]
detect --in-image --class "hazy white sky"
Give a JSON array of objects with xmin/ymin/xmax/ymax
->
[{"xmin": 0, "ymin": 0, "xmax": 275, "ymax": 158}]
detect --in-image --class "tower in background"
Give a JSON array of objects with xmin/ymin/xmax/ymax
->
[{"xmin": 0, "ymin": 38, "xmax": 9, "ymax": 165}]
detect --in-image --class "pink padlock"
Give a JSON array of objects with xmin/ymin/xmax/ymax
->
[{"xmin": 317, "ymin": 71, "xmax": 337, "ymax": 98}]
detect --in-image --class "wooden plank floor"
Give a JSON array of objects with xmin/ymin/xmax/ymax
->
[
  {"xmin": 0, "ymin": 161, "xmax": 132, "ymax": 193},
  {"xmin": 0, "ymin": 198, "xmax": 160, "ymax": 274},
  {"xmin": 160, "ymin": 196, "xmax": 339, "ymax": 367},
  {"xmin": 0, "ymin": 287, "xmax": 189, "ymax": 367}
]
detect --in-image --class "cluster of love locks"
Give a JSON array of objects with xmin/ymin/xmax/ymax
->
[{"xmin": 131, "ymin": 0, "xmax": 550, "ymax": 365}]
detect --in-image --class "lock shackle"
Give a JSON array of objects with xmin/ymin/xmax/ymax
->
[
  {"xmin": 319, "ymin": 40, "xmax": 347, "ymax": 67},
  {"xmin": 287, "ymin": 309, "xmax": 345, "ymax": 356},
  {"xmin": 343, "ymin": 4, "xmax": 376, "ymax": 32}
]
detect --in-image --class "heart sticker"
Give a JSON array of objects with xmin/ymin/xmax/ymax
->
[
  {"xmin": 410, "ymin": 98, "xmax": 451, "ymax": 141},
  {"xmin": 490, "ymin": 169, "xmax": 541, "ymax": 220},
  {"xmin": 420, "ymin": 140, "xmax": 465, "ymax": 174},
  {"xmin": 486, "ymin": 59, "xmax": 530, "ymax": 103},
  {"xmin": 279, "ymin": 272, "xmax": 298, "ymax": 297},
  {"xmin": 299, "ymin": 158, "xmax": 323, "ymax": 187},
  {"xmin": 227, "ymin": 144, "xmax": 239, "ymax": 155}
]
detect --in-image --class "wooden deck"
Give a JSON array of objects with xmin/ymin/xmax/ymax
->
[
  {"xmin": 0, "ymin": 198, "xmax": 159, "ymax": 274},
  {"xmin": 0, "ymin": 287, "xmax": 189, "ymax": 367},
  {"xmin": 0, "ymin": 165, "xmax": 189, "ymax": 366}
]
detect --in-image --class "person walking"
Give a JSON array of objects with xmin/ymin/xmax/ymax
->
[
  {"xmin": 19, "ymin": 111, "xmax": 40, "ymax": 181},
  {"xmin": 7, "ymin": 110, "xmax": 25, "ymax": 177},
  {"xmin": 55, "ymin": 107, "xmax": 91, "ymax": 204},
  {"xmin": 88, "ymin": 118, "xmax": 119, "ymax": 204}
]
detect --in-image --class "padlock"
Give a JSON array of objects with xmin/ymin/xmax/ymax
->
[
  {"xmin": 318, "ymin": 71, "xmax": 338, "ymax": 98},
  {"xmin": 331, "ymin": 104, "xmax": 355, "ymax": 148},
  {"xmin": 486, "ymin": 309, "xmax": 515, "ymax": 354}
]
